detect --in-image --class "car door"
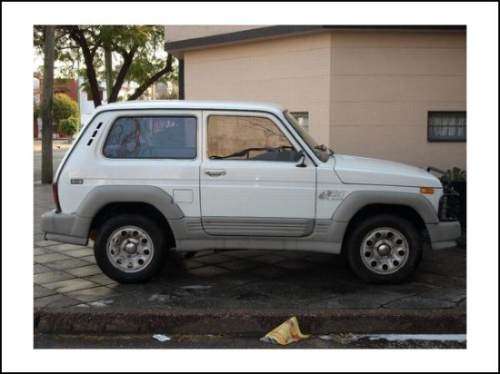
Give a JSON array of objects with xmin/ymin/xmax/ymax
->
[{"xmin": 200, "ymin": 111, "xmax": 316, "ymax": 237}]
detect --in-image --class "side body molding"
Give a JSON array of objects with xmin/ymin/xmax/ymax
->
[
  {"xmin": 77, "ymin": 185, "xmax": 185, "ymax": 220},
  {"xmin": 332, "ymin": 190, "xmax": 439, "ymax": 224}
]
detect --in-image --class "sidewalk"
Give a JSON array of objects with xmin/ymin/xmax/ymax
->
[
  {"xmin": 34, "ymin": 183, "xmax": 466, "ymax": 335},
  {"xmin": 33, "ymin": 139, "xmax": 73, "ymax": 152}
]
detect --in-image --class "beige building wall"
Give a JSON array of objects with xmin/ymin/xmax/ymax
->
[
  {"xmin": 184, "ymin": 32, "xmax": 333, "ymax": 144},
  {"xmin": 180, "ymin": 29, "xmax": 466, "ymax": 170},
  {"xmin": 329, "ymin": 31, "xmax": 466, "ymax": 169}
]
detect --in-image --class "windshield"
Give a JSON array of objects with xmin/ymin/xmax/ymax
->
[{"xmin": 283, "ymin": 110, "xmax": 330, "ymax": 162}]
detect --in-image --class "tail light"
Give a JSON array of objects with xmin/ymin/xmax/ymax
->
[{"xmin": 52, "ymin": 182, "xmax": 61, "ymax": 212}]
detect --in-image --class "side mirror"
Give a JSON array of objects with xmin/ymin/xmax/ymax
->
[{"xmin": 296, "ymin": 151, "xmax": 307, "ymax": 168}]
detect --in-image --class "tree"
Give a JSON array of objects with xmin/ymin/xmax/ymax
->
[
  {"xmin": 58, "ymin": 117, "xmax": 80, "ymax": 137},
  {"xmin": 53, "ymin": 93, "xmax": 79, "ymax": 126},
  {"xmin": 41, "ymin": 26, "xmax": 55, "ymax": 184},
  {"xmin": 34, "ymin": 25, "xmax": 177, "ymax": 107}
]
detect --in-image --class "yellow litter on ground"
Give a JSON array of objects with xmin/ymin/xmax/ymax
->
[{"xmin": 260, "ymin": 317, "xmax": 310, "ymax": 345}]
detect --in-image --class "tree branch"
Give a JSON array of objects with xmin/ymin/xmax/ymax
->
[
  {"xmin": 128, "ymin": 54, "xmax": 173, "ymax": 101},
  {"xmin": 108, "ymin": 45, "xmax": 138, "ymax": 102},
  {"xmin": 65, "ymin": 26, "xmax": 102, "ymax": 107}
]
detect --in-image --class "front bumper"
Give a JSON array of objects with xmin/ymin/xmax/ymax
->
[
  {"xmin": 426, "ymin": 221, "xmax": 462, "ymax": 250},
  {"xmin": 41, "ymin": 209, "xmax": 91, "ymax": 246}
]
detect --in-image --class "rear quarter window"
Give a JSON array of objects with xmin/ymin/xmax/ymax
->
[{"xmin": 103, "ymin": 116, "xmax": 197, "ymax": 159}]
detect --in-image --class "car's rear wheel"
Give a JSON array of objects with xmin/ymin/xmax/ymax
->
[
  {"xmin": 345, "ymin": 214, "xmax": 423, "ymax": 283},
  {"xmin": 94, "ymin": 214, "xmax": 166, "ymax": 283}
]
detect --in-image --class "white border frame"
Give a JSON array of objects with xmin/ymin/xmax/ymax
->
[{"xmin": 2, "ymin": 1, "xmax": 498, "ymax": 372}]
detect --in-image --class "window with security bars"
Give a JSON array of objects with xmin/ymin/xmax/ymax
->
[{"xmin": 427, "ymin": 111, "xmax": 466, "ymax": 142}]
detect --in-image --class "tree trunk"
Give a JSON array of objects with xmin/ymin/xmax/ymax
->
[
  {"xmin": 104, "ymin": 44, "xmax": 113, "ymax": 102},
  {"xmin": 41, "ymin": 26, "xmax": 55, "ymax": 184},
  {"xmin": 178, "ymin": 58, "xmax": 185, "ymax": 100}
]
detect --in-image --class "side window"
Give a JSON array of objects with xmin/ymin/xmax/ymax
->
[
  {"xmin": 207, "ymin": 115, "xmax": 300, "ymax": 162},
  {"xmin": 103, "ymin": 116, "xmax": 197, "ymax": 159}
]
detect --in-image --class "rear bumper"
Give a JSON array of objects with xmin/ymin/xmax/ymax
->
[
  {"xmin": 41, "ymin": 209, "xmax": 90, "ymax": 246},
  {"xmin": 426, "ymin": 221, "xmax": 462, "ymax": 250}
]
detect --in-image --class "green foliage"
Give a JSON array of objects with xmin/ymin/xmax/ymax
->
[
  {"xmin": 58, "ymin": 116, "xmax": 80, "ymax": 136},
  {"xmin": 53, "ymin": 93, "xmax": 79, "ymax": 124},
  {"xmin": 33, "ymin": 25, "xmax": 176, "ymax": 100},
  {"xmin": 441, "ymin": 167, "xmax": 466, "ymax": 182}
]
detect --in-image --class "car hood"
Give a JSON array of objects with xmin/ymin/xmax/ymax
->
[{"xmin": 333, "ymin": 154, "xmax": 442, "ymax": 188}]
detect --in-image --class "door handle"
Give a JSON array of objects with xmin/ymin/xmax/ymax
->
[{"xmin": 205, "ymin": 169, "xmax": 226, "ymax": 177}]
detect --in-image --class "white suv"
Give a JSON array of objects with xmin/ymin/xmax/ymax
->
[{"xmin": 42, "ymin": 101, "xmax": 461, "ymax": 284}]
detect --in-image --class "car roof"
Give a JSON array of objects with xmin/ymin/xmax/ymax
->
[{"xmin": 94, "ymin": 100, "xmax": 286, "ymax": 116}]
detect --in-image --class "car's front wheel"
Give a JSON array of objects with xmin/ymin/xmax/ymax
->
[
  {"xmin": 345, "ymin": 214, "xmax": 423, "ymax": 283},
  {"xmin": 94, "ymin": 214, "xmax": 166, "ymax": 283}
]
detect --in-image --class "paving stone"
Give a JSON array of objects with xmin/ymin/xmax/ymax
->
[
  {"xmin": 65, "ymin": 286, "xmax": 119, "ymax": 302},
  {"xmin": 253, "ymin": 254, "xmax": 287, "ymax": 264},
  {"xmin": 50, "ymin": 243, "xmax": 84, "ymax": 252},
  {"xmin": 34, "ymin": 264, "xmax": 52, "ymax": 274},
  {"xmin": 34, "ymin": 253, "xmax": 71, "ymax": 264},
  {"xmin": 189, "ymin": 265, "xmax": 229, "ymax": 278},
  {"xmin": 218, "ymin": 260, "xmax": 260, "ymax": 272},
  {"xmin": 33, "ymin": 233, "xmax": 45, "ymax": 243},
  {"xmin": 67, "ymin": 265, "xmax": 102, "ymax": 277},
  {"xmin": 249, "ymin": 265, "xmax": 289, "ymax": 280},
  {"xmin": 304, "ymin": 254, "xmax": 337, "ymax": 264},
  {"xmin": 34, "ymin": 284, "xmax": 57, "ymax": 298},
  {"xmin": 417, "ymin": 287, "xmax": 467, "ymax": 303},
  {"xmin": 44, "ymin": 258, "xmax": 89, "ymax": 270},
  {"xmin": 332, "ymin": 291, "xmax": 405, "ymax": 309},
  {"xmin": 34, "ymin": 247, "xmax": 53, "ymax": 255},
  {"xmin": 414, "ymin": 272, "xmax": 466, "ymax": 289},
  {"xmin": 34, "ymin": 271, "xmax": 74, "ymax": 285},
  {"xmin": 44, "ymin": 279, "xmax": 98, "ymax": 293},
  {"xmin": 383, "ymin": 296, "xmax": 456, "ymax": 309},
  {"xmin": 85, "ymin": 274, "xmax": 118, "ymax": 286},
  {"xmin": 80, "ymin": 255, "xmax": 97, "ymax": 264},
  {"xmin": 34, "ymin": 240, "xmax": 59, "ymax": 247},
  {"xmin": 274, "ymin": 259, "xmax": 315, "ymax": 271},
  {"xmin": 64, "ymin": 248, "xmax": 95, "ymax": 258},
  {"xmin": 184, "ymin": 260, "xmax": 206, "ymax": 270},
  {"xmin": 34, "ymin": 294, "xmax": 81, "ymax": 308},
  {"xmin": 195, "ymin": 254, "xmax": 232, "ymax": 265},
  {"xmin": 223, "ymin": 250, "xmax": 265, "ymax": 259}
]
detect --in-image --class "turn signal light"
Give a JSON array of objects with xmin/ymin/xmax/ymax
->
[{"xmin": 420, "ymin": 187, "xmax": 435, "ymax": 195}]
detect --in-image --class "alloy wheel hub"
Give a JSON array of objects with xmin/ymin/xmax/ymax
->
[
  {"xmin": 122, "ymin": 239, "xmax": 139, "ymax": 254},
  {"xmin": 376, "ymin": 242, "xmax": 391, "ymax": 256},
  {"xmin": 106, "ymin": 226, "xmax": 154, "ymax": 273},
  {"xmin": 360, "ymin": 227, "xmax": 410, "ymax": 275}
]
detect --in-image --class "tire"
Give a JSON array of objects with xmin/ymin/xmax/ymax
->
[
  {"xmin": 345, "ymin": 214, "xmax": 423, "ymax": 284},
  {"xmin": 94, "ymin": 214, "xmax": 167, "ymax": 283}
]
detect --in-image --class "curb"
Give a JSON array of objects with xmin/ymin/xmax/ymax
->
[{"xmin": 35, "ymin": 308, "xmax": 466, "ymax": 335}]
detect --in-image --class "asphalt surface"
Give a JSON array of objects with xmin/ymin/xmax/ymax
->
[
  {"xmin": 33, "ymin": 147, "xmax": 67, "ymax": 183},
  {"xmin": 34, "ymin": 332, "xmax": 466, "ymax": 349}
]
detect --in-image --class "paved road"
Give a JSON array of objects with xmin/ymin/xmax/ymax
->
[
  {"xmin": 33, "ymin": 148, "xmax": 67, "ymax": 183},
  {"xmin": 34, "ymin": 332, "xmax": 465, "ymax": 348}
]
